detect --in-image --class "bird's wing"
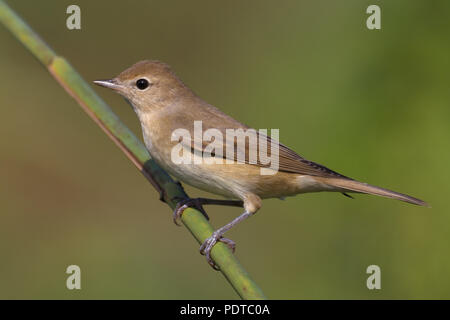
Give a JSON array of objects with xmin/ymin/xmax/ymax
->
[
  {"xmin": 264, "ymin": 135, "xmax": 349, "ymax": 178},
  {"xmin": 170, "ymin": 103, "xmax": 349, "ymax": 179}
]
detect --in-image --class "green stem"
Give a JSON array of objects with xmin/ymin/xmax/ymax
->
[{"xmin": 0, "ymin": 0, "xmax": 266, "ymax": 299}]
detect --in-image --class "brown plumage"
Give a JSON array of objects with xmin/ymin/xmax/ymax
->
[{"xmin": 94, "ymin": 60, "xmax": 428, "ymax": 268}]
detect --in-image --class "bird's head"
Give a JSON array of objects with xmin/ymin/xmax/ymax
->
[{"xmin": 94, "ymin": 60, "xmax": 191, "ymax": 112}]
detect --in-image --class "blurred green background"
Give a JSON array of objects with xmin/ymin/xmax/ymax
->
[{"xmin": 0, "ymin": 0, "xmax": 449, "ymax": 299}]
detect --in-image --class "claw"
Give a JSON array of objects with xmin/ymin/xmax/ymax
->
[
  {"xmin": 172, "ymin": 202, "xmax": 189, "ymax": 226},
  {"xmin": 200, "ymin": 233, "xmax": 236, "ymax": 270},
  {"xmin": 219, "ymin": 237, "xmax": 236, "ymax": 253},
  {"xmin": 172, "ymin": 198, "xmax": 209, "ymax": 226}
]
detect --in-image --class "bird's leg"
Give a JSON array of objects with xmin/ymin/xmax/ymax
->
[
  {"xmin": 172, "ymin": 197, "xmax": 243, "ymax": 226},
  {"xmin": 200, "ymin": 211, "xmax": 253, "ymax": 270}
]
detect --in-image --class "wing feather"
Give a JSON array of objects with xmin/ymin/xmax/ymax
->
[{"xmin": 169, "ymin": 104, "xmax": 349, "ymax": 179}]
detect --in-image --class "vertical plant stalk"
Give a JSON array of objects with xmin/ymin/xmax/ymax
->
[{"xmin": 0, "ymin": 0, "xmax": 266, "ymax": 299}]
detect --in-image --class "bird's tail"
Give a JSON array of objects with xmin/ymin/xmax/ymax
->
[{"xmin": 315, "ymin": 177, "xmax": 429, "ymax": 207}]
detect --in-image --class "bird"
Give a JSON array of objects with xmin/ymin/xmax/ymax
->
[{"xmin": 94, "ymin": 60, "xmax": 428, "ymax": 269}]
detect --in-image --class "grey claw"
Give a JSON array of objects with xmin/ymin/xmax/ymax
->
[
  {"xmin": 172, "ymin": 198, "xmax": 209, "ymax": 226},
  {"xmin": 172, "ymin": 203, "xmax": 189, "ymax": 226},
  {"xmin": 220, "ymin": 237, "xmax": 236, "ymax": 253},
  {"xmin": 200, "ymin": 233, "xmax": 236, "ymax": 270}
]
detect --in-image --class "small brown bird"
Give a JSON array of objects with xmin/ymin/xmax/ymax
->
[{"xmin": 94, "ymin": 60, "xmax": 427, "ymax": 269}]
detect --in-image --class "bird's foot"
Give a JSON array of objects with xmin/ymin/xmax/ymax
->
[
  {"xmin": 199, "ymin": 231, "xmax": 236, "ymax": 270},
  {"xmin": 172, "ymin": 197, "xmax": 209, "ymax": 226}
]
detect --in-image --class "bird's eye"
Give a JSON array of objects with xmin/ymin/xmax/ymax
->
[{"xmin": 136, "ymin": 78, "xmax": 150, "ymax": 90}]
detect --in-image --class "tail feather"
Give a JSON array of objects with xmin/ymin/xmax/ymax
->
[{"xmin": 317, "ymin": 177, "xmax": 429, "ymax": 207}]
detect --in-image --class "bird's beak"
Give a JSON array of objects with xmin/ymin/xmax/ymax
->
[{"xmin": 93, "ymin": 79, "xmax": 122, "ymax": 90}]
